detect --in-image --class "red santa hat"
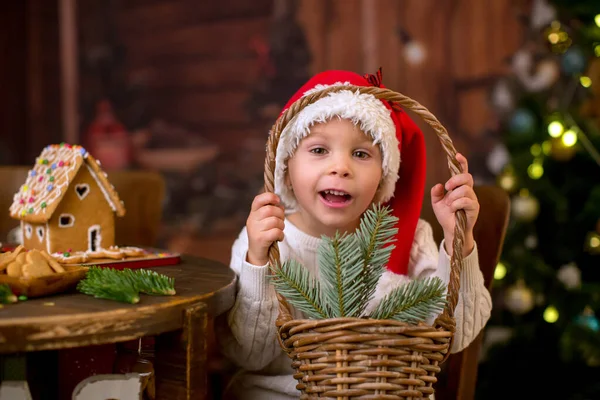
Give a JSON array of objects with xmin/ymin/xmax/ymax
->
[{"xmin": 274, "ymin": 69, "xmax": 427, "ymax": 276}]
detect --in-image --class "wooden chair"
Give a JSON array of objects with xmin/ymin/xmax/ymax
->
[
  {"xmin": 420, "ymin": 184, "xmax": 510, "ymax": 400},
  {"xmin": 0, "ymin": 166, "xmax": 165, "ymax": 247}
]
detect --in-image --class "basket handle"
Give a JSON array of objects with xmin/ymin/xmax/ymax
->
[{"xmin": 264, "ymin": 85, "xmax": 465, "ymax": 336}]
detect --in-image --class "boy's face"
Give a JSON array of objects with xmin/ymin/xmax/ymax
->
[{"xmin": 286, "ymin": 118, "xmax": 383, "ymax": 237}]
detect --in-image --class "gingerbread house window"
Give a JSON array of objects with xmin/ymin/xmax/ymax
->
[
  {"xmin": 75, "ymin": 184, "xmax": 90, "ymax": 200},
  {"xmin": 36, "ymin": 226, "xmax": 45, "ymax": 242},
  {"xmin": 25, "ymin": 223, "xmax": 33, "ymax": 239},
  {"xmin": 58, "ymin": 214, "xmax": 75, "ymax": 228}
]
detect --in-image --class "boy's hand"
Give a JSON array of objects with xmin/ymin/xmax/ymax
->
[
  {"xmin": 246, "ymin": 192, "xmax": 286, "ymax": 266},
  {"xmin": 430, "ymin": 153, "xmax": 479, "ymax": 256}
]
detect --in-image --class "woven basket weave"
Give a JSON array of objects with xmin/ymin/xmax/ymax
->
[{"xmin": 264, "ymin": 85, "xmax": 467, "ymax": 399}]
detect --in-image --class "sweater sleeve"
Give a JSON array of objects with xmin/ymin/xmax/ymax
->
[
  {"xmin": 408, "ymin": 220, "xmax": 493, "ymax": 353},
  {"xmin": 216, "ymin": 227, "xmax": 283, "ymax": 371}
]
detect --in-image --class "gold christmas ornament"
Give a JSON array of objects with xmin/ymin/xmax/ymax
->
[
  {"xmin": 504, "ymin": 280, "xmax": 535, "ymax": 315},
  {"xmin": 550, "ymin": 137, "xmax": 577, "ymax": 161},
  {"xmin": 511, "ymin": 190, "xmax": 540, "ymax": 222},
  {"xmin": 497, "ymin": 167, "xmax": 518, "ymax": 193}
]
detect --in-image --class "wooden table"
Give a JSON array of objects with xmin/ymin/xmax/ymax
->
[{"xmin": 0, "ymin": 255, "xmax": 236, "ymax": 399}]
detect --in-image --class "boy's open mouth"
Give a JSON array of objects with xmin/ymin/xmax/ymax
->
[{"xmin": 319, "ymin": 189, "xmax": 352, "ymax": 203}]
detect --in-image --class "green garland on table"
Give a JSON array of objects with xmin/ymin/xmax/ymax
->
[
  {"xmin": 77, "ymin": 267, "xmax": 176, "ymax": 304},
  {"xmin": 270, "ymin": 204, "xmax": 447, "ymax": 323}
]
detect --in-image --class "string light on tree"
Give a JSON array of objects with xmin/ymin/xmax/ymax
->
[
  {"xmin": 494, "ymin": 262, "xmax": 507, "ymax": 280},
  {"xmin": 544, "ymin": 306, "xmax": 559, "ymax": 323},
  {"xmin": 545, "ymin": 20, "xmax": 571, "ymax": 53},
  {"xmin": 548, "ymin": 120, "xmax": 564, "ymax": 137},
  {"xmin": 562, "ymin": 129, "xmax": 578, "ymax": 147},
  {"xmin": 528, "ymin": 159, "xmax": 544, "ymax": 179},
  {"xmin": 580, "ymin": 76, "xmax": 592, "ymax": 88},
  {"xmin": 585, "ymin": 232, "xmax": 600, "ymax": 254}
]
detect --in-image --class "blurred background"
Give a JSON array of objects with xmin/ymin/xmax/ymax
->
[{"xmin": 0, "ymin": 0, "xmax": 599, "ymax": 398}]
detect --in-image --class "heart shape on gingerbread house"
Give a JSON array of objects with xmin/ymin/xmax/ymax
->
[{"xmin": 75, "ymin": 184, "xmax": 90, "ymax": 200}]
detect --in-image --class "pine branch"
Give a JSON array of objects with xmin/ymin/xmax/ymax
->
[
  {"xmin": 0, "ymin": 284, "xmax": 17, "ymax": 304},
  {"xmin": 123, "ymin": 269, "xmax": 176, "ymax": 295},
  {"xmin": 270, "ymin": 260, "xmax": 328, "ymax": 319},
  {"xmin": 350, "ymin": 204, "xmax": 398, "ymax": 316},
  {"xmin": 77, "ymin": 266, "xmax": 176, "ymax": 303},
  {"xmin": 77, "ymin": 267, "xmax": 140, "ymax": 304},
  {"xmin": 318, "ymin": 231, "xmax": 363, "ymax": 317},
  {"xmin": 370, "ymin": 277, "xmax": 447, "ymax": 324}
]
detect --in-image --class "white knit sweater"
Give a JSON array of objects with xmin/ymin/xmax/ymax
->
[{"xmin": 218, "ymin": 218, "xmax": 492, "ymax": 399}]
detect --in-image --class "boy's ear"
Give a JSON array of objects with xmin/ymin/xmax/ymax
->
[{"xmin": 284, "ymin": 172, "xmax": 292, "ymax": 190}]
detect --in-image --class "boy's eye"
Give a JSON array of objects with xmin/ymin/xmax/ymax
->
[
  {"xmin": 310, "ymin": 147, "xmax": 327, "ymax": 155},
  {"xmin": 353, "ymin": 150, "xmax": 369, "ymax": 159}
]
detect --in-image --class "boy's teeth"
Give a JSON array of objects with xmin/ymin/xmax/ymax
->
[{"xmin": 324, "ymin": 190, "xmax": 347, "ymax": 196}]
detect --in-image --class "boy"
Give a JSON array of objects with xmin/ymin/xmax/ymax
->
[{"xmin": 219, "ymin": 70, "xmax": 491, "ymax": 399}]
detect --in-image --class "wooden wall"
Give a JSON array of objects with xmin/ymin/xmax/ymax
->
[
  {"xmin": 298, "ymin": 0, "xmax": 525, "ymax": 188},
  {"xmin": 0, "ymin": 0, "xmax": 61, "ymax": 165},
  {"xmin": 78, "ymin": 0, "xmax": 274, "ymax": 159},
  {"xmin": 74, "ymin": 0, "xmax": 524, "ymax": 190}
]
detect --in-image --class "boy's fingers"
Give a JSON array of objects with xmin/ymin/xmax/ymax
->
[
  {"xmin": 430, "ymin": 184, "xmax": 445, "ymax": 204},
  {"xmin": 255, "ymin": 205, "xmax": 285, "ymax": 220},
  {"xmin": 457, "ymin": 153, "xmax": 469, "ymax": 174},
  {"xmin": 445, "ymin": 173, "xmax": 473, "ymax": 191},
  {"xmin": 251, "ymin": 192, "xmax": 281, "ymax": 211},
  {"xmin": 446, "ymin": 185, "xmax": 477, "ymax": 203}
]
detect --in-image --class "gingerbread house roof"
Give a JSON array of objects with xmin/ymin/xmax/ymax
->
[{"xmin": 9, "ymin": 144, "xmax": 126, "ymax": 223}]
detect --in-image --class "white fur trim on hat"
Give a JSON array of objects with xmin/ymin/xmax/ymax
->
[{"xmin": 274, "ymin": 83, "xmax": 400, "ymax": 210}]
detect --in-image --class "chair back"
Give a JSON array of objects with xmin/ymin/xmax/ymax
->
[
  {"xmin": 421, "ymin": 184, "xmax": 510, "ymax": 399},
  {"xmin": 0, "ymin": 166, "xmax": 165, "ymax": 248}
]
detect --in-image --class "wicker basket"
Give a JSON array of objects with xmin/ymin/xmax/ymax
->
[{"xmin": 264, "ymin": 85, "xmax": 468, "ymax": 399}]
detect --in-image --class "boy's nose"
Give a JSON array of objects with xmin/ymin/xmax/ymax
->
[{"xmin": 329, "ymin": 157, "xmax": 352, "ymax": 178}]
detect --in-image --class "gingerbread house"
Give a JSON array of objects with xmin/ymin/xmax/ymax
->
[{"xmin": 9, "ymin": 144, "xmax": 126, "ymax": 254}]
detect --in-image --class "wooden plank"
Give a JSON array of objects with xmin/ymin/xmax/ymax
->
[
  {"xmin": 155, "ymin": 91, "xmax": 252, "ymax": 126},
  {"xmin": 457, "ymin": 88, "xmax": 494, "ymax": 139},
  {"xmin": 396, "ymin": 0, "xmax": 456, "ymax": 189},
  {"xmin": 324, "ymin": 0, "xmax": 362, "ymax": 72},
  {"xmin": 373, "ymin": 0, "xmax": 401, "ymax": 90},
  {"xmin": 0, "ymin": 2, "xmax": 28, "ymax": 164},
  {"xmin": 120, "ymin": 18, "xmax": 270, "ymax": 63},
  {"xmin": 130, "ymin": 57, "xmax": 260, "ymax": 91},
  {"xmin": 117, "ymin": 0, "xmax": 273, "ymax": 35},
  {"xmin": 298, "ymin": 0, "xmax": 327, "ymax": 74},
  {"xmin": 155, "ymin": 302, "xmax": 208, "ymax": 400}
]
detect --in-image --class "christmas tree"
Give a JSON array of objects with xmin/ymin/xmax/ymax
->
[{"xmin": 476, "ymin": 1, "xmax": 600, "ymax": 398}]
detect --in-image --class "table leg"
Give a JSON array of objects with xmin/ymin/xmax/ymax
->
[{"xmin": 155, "ymin": 302, "xmax": 208, "ymax": 400}]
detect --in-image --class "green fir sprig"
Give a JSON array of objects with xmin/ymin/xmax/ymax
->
[
  {"xmin": 77, "ymin": 267, "xmax": 176, "ymax": 304},
  {"xmin": 270, "ymin": 259, "xmax": 328, "ymax": 319},
  {"xmin": 270, "ymin": 204, "xmax": 447, "ymax": 324},
  {"xmin": 0, "ymin": 284, "xmax": 17, "ymax": 304},
  {"xmin": 123, "ymin": 268, "xmax": 176, "ymax": 295},
  {"xmin": 77, "ymin": 267, "xmax": 140, "ymax": 304},
  {"xmin": 370, "ymin": 277, "xmax": 447, "ymax": 324}
]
